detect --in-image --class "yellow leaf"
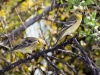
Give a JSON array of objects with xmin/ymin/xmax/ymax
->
[
  {"xmin": 28, "ymin": 1, "xmax": 33, "ymax": 7},
  {"xmin": 66, "ymin": 12, "xmax": 70, "ymax": 18},
  {"xmin": 49, "ymin": 11, "xmax": 53, "ymax": 15},
  {"xmin": 58, "ymin": 62, "xmax": 63, "ymax": 69},
  {"xmin": 46, "ymin": 21, "xmax": 52, "ymax": 26},
  {"xmin": 45, "ymin": 1, "xmax": 50, "ymax": 6},
  {"xmin": 21, "ymin": 2, "xmax": 28, "ymax": 11},
  {"xmin": 38, "ymin": 9, "xmax": 43, "ymax": 14},
  {"xmin": 15, "ymin": 52, "xmax": 24, "ymax": 59},
  {"xmin": 0, "ymin": 10, "xmax": 6, "ymax": 17},
  {"xmin": 59, "ymin": 8, "xmax": 63, "ymax": 12},
  {"xmin": 61, "ymin": 15, "xmax": 65, "ymax": 20},
  {"xmin": 52, "ymin": 23, "xmax": 57, "ymax": 29},
  {"xmin": 22, "ymin": 2, "xmax": 28, "ymax": 6}
]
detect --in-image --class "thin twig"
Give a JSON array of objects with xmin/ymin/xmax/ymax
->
[
  {"xmin": 46, "ymin": 54, "xmax": 78, "ymax": 75},
  {"xmin": 15, "ymin": 8, "xmax": 24, "ymax": 24},
  {"xmin": 42, "ymin": 54, "xmax": 65, "ymax": 75},
  {"xmin": 73, "ymin": 38, "xmax": 97, "ymax": 75}
]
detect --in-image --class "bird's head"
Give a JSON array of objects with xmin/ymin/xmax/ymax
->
[
  {"xmin": 37, "ymin": 38, "xmax": 46, "ymax": 49},
  {"xmin": 74, "ymin": 9, "xmax": 84, "ymax": 19},
  {"xmin": 75, "ymin": 8, "xmax": 84, "ymax": 14},
  {"xmin": 25, "ymin": 37, "xmax": 46, "ymax": 49}
]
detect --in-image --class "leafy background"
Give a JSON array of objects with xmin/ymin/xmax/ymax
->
[{"xmin": 0, "ymin": 0, "xmax": 100, "ymax": 75}]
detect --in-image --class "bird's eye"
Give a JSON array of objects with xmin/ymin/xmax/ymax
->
[
  {"xmin": 37, "ymin": 40, "xmax": 40, "ymax": 44},
  {"xmin": 78, "ymin": 10, "xmax": 81, "ymax": 13}
]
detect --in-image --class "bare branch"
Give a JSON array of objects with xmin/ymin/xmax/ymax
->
[{"xmin": 73, "ymin": 38, "xmax": 98, "ymax": 75}]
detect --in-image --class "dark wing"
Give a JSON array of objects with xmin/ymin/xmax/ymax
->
[
  {"xmin": 12, "ymin": 37, "xmax": 37, "ymax": 50},
  {"xmin": 63, "ymin": 15, "xmax": 77, "ymax": 27},
  {"xmin": 56, "ymin": 15, "xmax": 77, "ymax": 43},
  {"xmin": 59, "ymin": 15, "xmax": 77, "ymax": 35}
]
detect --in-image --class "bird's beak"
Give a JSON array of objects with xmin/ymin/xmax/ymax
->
[{"xmin": 82, "ymin": 12, "xmax": 85, "ymax": 15}]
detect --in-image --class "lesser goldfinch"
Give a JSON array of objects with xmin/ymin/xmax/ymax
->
[
  {"xmin": 11, "ymin": 37, "xmax": 46, "ymax": 54},
  {"xmin": 56, "ymin": 9, "xmax": 83, "ymax": 44}
]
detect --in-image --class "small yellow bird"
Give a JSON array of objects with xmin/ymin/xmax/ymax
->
[
  {"xmin": 11, "ymin": 37, "xmax": 46, "ymax": 54},
  {"xmin": 56, "ymin": 9, "xmax": 83, "ymax": 44}
]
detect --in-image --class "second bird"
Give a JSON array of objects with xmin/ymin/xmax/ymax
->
[{"xmin": 56, "ymin": 9, "xmax": 83, "ymax": 44}]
